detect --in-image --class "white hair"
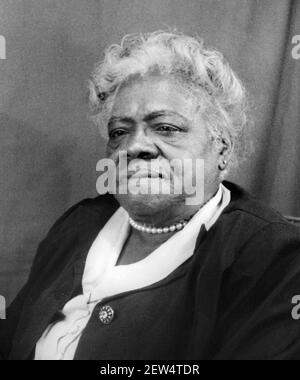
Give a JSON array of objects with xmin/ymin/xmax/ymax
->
[{"xmin": 88, "ymin": 30, "xmax": 251, "ymax": 169}]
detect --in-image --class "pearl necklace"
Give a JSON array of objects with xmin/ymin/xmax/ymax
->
[
  {"xmin": 129, "ymin": 217, "xmax": 189, "ymax": 234},
  {"xmin": 128, "ymin": 190, "xmax": 219, "ymax": 235}
]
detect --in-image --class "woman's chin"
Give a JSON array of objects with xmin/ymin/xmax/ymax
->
[{"xmin": 114, "ymin": 193, "xmax": 183, "ymax": 215}]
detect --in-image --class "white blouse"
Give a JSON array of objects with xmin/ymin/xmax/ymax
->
[{"xmin": 35, "ymin": 184, "xmax": 231, "ymax": 360}]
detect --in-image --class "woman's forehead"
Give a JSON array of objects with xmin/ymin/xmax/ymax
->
[{"xmin": 111, "ymin": 74, "xmax": 198, "ymax": 120}]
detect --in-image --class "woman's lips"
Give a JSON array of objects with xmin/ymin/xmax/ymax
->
[{"xmin": 129, "ymin": 170, "xmax": 163, "ymax": 179}]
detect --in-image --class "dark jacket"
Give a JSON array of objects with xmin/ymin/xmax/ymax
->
[{"xmin": 1, "ymin": 181, "xmax": 300, "ymax": 360}]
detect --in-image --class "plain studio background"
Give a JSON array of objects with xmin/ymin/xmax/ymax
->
[{"xmin": 0, "ymin": 0, "xmax": 299, "ymax": 305}]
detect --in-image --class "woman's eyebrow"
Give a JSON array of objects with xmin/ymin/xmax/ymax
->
[
  {"xmin": 108, "ymin": 111, "xmax": 190, "ymax": 127},
  {"xmin": 143, "ymin": 110, "xmax": 190, "ymax": 124},
  {"xmin": 108, "ymin": 116, "xmax": 136, "ymax": 127}
]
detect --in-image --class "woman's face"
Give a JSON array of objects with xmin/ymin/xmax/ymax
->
[{"xmin": 106, "ymin": 74, "xmax": 221, "ymax": 218}]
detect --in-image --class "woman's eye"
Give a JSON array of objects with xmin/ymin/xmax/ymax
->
[
  {"xmin": 109, "ymin": 129, "xmax": 127, "ymax": 139},
  {"xmin": 156, "ymin": 125, "xmax": 181, "ymax": 134}
]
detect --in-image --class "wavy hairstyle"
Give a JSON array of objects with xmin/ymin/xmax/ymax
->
[{"xmin": 88, "ymin": 30, "xmax": 251, "ymax": 170}]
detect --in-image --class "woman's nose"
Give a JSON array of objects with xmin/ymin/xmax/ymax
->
[{"xmin": 126, "ymin": 130, "xmax": 159, "ymax": 160}]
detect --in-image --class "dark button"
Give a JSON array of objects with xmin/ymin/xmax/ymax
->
[{"xmin": 99, "ymin": 305, "xmax": 115, "ymax": 325}]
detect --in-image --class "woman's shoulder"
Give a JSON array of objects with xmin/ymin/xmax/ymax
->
[
  {"xmin": 219, "ymin": 181, "xmax": 300, "ymax": 276},
  {"xmin": 27, "ymin": 194, "xmax": 119, "ymax": 278},
  {"xmin": 46, "ymin": 193, "xmax": 119, "ymax": 237},
  {"xmin": 222, "ymin": 180, "xmax": 297, "ymax": 230}
]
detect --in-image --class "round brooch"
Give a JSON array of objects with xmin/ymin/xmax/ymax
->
[{"xmin": 99, "ymin": 305, "xmax": 115, "ymax": 325}]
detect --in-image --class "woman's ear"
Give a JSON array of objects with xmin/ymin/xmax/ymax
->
[{"xmin": 216, "ymin": 136, "xmax": 232, "ymax": 170}]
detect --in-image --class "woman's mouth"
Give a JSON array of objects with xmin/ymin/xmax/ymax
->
[{"xmin": 130, "ymin": 170, "xmax": 163, "ymax": 179}]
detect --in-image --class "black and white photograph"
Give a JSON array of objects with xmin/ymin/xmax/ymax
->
[{"xmin": 0, "ymin": 0, "xmax": 300, "ymax": 362}]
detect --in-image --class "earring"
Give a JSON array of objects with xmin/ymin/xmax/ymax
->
[{"xmin": 218, "ymin": 159, "xmax": 227, "ymax": 171}]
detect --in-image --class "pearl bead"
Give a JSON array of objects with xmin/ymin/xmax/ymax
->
[
  {"xmin": 157, "ymin": 228, "xmax": 163, "ymax": 234},
  {"xmin": 170, "ymin": 225, "xmax": 176, "ymax": 232}
]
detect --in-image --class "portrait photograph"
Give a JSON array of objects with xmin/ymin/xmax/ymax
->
[{"xmin": 0, "ymin": 0, "xmax": 300, "ymax": 362}]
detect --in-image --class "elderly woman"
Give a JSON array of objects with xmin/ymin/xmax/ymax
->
[{"xmin": 1, "ymin": 31, "xmax": 300, "ymax": 361}]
